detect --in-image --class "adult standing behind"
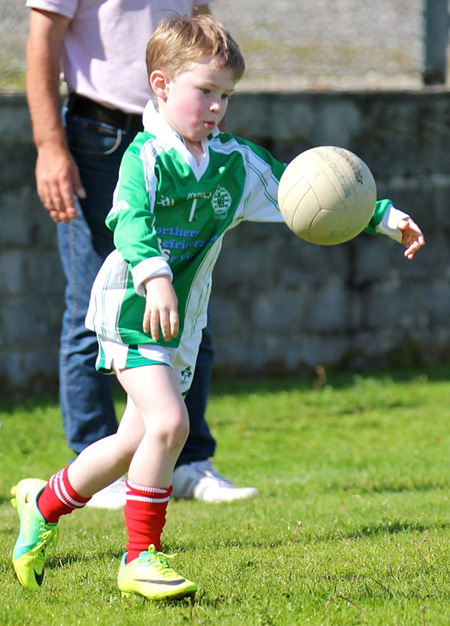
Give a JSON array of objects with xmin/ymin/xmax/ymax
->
[{"xmin": 25, "ymin": 0, "xmax": 258, "ymax": 508}]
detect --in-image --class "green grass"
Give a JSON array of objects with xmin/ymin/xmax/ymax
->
[{"xmin": 0, "ymin": 368, "xmax": 449, "ymax": 625}]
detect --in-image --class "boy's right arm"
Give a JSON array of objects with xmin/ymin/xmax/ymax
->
[
  {"xmin": 108, "ymin": 146, "xmax": 178, "ymax": 340},
  {"xmin": 27, "ymin": 9, "xmax": 84, "ymax": 223},
  {"xmin": 143, "ymin": 276, "xmax": 179, "ymax": 342}
]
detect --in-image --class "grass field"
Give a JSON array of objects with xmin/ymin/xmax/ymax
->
[{"xmin": 0, "ymin": 367, "xmax": 448, "ymax": 625}]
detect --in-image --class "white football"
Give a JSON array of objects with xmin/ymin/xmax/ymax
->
[{"xmin": 278, "ymin": 146, "xmax": 377, "ymax": 245}]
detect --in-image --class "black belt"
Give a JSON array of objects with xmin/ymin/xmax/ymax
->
[{"xmin": 66, "ymin": 93, "xmax": 144, "ymax": 132}]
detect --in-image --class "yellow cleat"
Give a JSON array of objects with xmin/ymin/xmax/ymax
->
[
  {"xmin": 11, "ymin": 478, "xmax": 59, "ymax": 591},
  {"xmin": 118, "ymin": 544, "xmax": 197, "ymax": 600}
]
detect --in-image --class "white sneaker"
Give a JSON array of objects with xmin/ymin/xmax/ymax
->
[
  {"xmin": 172, "ymin": 460, "xmax": 259, "ymax": 503},
  {"xmin": 85, "ymin": 476, "xmax": 127, "ymax": 510}
]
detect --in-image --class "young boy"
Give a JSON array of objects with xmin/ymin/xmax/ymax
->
[{"xmin": 11, "ymin": 14, "xmax": 425, "ymax": 601}]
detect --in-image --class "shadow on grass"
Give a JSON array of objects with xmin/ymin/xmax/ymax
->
[
  {"xmin": 2, "ymin": 364, "xmax": 450, "ymax": 409},
  {"xmin": 46, "ymin": 537, "xmax": 287, "ymax": 572},
  {"xmin": 37, "ymin": 549, "xmax": 123, "ymax": 576},
  {"xmin": 209, "ymin": 363, "xmax": 450, "ymax": 398}
]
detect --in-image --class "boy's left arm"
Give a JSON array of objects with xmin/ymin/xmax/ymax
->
[
  {"xmin": 397, "ymin": 217, "xmax": 425, "ymax": 260},
  {"xmin": 365, "ymin": 200, "xmax": 425, "ymax": 260}
]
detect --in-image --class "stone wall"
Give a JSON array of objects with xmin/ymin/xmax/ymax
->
[{"xmin": 0, "ymin": 90, "xmax": 448, "ymax": 395}]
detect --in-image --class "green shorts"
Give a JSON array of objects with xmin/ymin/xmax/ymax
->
[
  {"xmin": 96, "ymin": 339, "xmax": 170, "ymax": 373},
  {"xmin": 95, "ymin": 331, "xmax": 202, "ymax": 396}
]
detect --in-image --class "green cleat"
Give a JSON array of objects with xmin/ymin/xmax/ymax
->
[
  {"xmin": 11, "ymin": 478, "xmax": 59, "ymax": 591},
  {"xmin": 118, "ymin": 544, "xmax": 197, "ymax": 600}
]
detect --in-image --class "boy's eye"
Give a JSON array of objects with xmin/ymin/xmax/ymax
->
[
  {"xmin": 221, "ymin": 94, "xmax": 231, "ymax": 100},
  {"xmin": 200, "ymin": 88, "xmax": 211, "ymax": 95}
]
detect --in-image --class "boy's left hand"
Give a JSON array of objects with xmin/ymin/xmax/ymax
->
[{"xmin": 398, "ymin": 218, "xmax": 425, "ymax": 260}]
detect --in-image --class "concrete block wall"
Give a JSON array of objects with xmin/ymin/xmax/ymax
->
[
  {"xmin": 0, "ymin": 94, "xmax": 66, "ymax": 395},
  {"xmin": 0, "ymin": 90, "xmax": 448, "ymax": 395},
  {"xmin": 210, "ymin": 89, "xmax": 450, "ymax": 376}
]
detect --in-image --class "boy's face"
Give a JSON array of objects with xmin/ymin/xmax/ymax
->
[{"xmin": 154, "ymin": 57, "xmax": 236, "ymax": 144}]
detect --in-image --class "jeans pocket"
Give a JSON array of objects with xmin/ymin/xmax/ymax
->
[{"xmin": 66, "ymin": 114, "xmax": 123, "ymax": 156}]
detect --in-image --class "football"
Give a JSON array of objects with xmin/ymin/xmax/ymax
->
[{"xmin": 278, "ymin": 146, "xmax": 377, "ymax": 245}]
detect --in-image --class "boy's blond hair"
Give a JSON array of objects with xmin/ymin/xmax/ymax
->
[{"xmin": 146, "ymin": 13, "xmax": 245, "ymax": 83}]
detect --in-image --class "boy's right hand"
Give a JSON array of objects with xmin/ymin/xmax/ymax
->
[{"xmin": 143, "ymin": 275, "xmax": 179, "ymax": 341}]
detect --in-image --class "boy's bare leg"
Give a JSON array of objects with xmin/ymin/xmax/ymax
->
[{"xmin": 67, "ymin": 364, "xmax": 188, "ymax": 496}]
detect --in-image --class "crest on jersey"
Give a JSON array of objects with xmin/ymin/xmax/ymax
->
[{"xmin": 211, "ymin": 185, "xmax": 232, "ymax": 219}]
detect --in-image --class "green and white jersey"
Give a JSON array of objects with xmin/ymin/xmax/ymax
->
[{"xmin": 86, "ymin": 102, "xmax": 403, "ymax": 349}]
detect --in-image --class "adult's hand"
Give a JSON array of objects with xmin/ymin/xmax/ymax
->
[{"xmin": 27, "ymin": 8, "xmax": 85, "ymax": 223}]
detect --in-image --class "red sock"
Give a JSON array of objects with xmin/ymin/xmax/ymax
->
[
  {"xmin": 37, "ymin": 466, "xmax": 91, "ymax": 523},
  {"xmin": 124, "ymin": 480, "xmax": 172, "ymax": 564}
]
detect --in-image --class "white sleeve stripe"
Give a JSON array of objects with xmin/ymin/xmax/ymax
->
[
  {"xmin": 132, "ymin": 257, "xmax": 173, "ymax": 296},
  {"xmin": 376, "ymin": 205, "xmax": 408, "ymax": 242}
]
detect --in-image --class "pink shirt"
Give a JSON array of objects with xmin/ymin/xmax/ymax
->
[{"xmin": 26, "ymin": 0, "xmax": 215, "ymax": 113}]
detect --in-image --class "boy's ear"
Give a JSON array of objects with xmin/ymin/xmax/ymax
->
[{"xmin": 150, "ymin": 70, "xmax": 169, "ymax": 100}]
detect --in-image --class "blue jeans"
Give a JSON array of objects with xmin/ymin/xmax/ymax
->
[{"xmin": 59, "ymin": 110, "xmax": 216, "ymax": 465}]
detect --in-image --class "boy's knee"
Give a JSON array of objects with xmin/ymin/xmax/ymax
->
[{"xmin": 165, "ymin": 407, "xmax": 190, "ymax": 450}]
